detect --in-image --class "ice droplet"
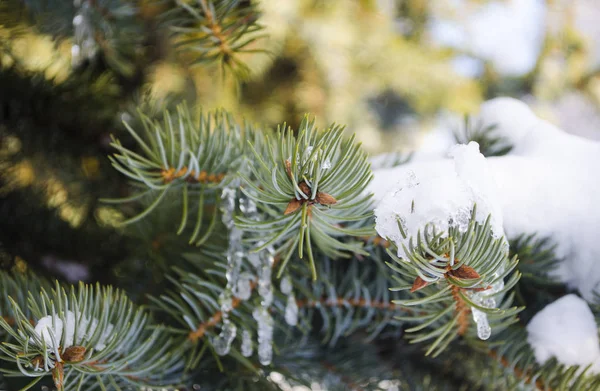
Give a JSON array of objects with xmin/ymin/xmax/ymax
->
[
  {"xmin": 280, "ymin": 275, "xmax": 292, "ymax": 295},
  {"xmin": 212, "ymin": 321, "xmax": 237, "ymax": 356},
  {"xmin": 241, "ymin": 329, "xmax": 253, "ymax": 357},
  {"xmin": 471, "ymin": 307, "xmax": 491, "ymax": 340},
  {"xmin": 218, "ymin": 292, "xmax": 233, "ymax": 313},
  {"xmin": 239, "ymin": 197, "xmax": 257, "ymax": 215},
  {"xmin": 321, "ymin": 158, "xmax": 332, "ymax": 170},
  {"xmin": 252, "ymin": 307, "xmax": 273, "ymax": 365},
  {"xmin": 258, "ymin": 253, "xmax": 274, "ymax": 307},
  {"xmin": 285, "ymin": 294, "xmax": 298, "ymax": 326},
  {"xmin": 234, "ymin": 272, "xmax": 254, "ymax": 300}
]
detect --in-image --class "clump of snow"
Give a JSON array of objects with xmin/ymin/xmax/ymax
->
[
  {"xmin": 527, "ymin": 294, "xmax": 600, "ymax": 372},
  {"xmin": 374, "ymin": 142, "xmax": 504, "ymax": 259},
  {"xmin": 32, "ymin": 311, "xmax": 114, "ymax": 359},
  {"xmin": 476, "ymin": 97, "xmax": 599, "ymax": 160},
  {"xmin": 371, "ymin": 97, "xmax": 600, "ymax": 301},
  {"xmin": 428, "ymin": 0, "xmax": 546, "ymax": 77}
]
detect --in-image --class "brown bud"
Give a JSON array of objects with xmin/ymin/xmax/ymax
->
[
  {"xmin": 62, "ymin": 345, "xmax": 86, "ymax": 363},
  {"xmin": 315, "ymin": 192, "xmax": 337, "ymax": 205},
  {"xmin": 410, "ymin": 276, "xmax": 429, "ymax": 292},
  {"xmin": 30, "ymin": 355, "xmax": 44, "ymax": 369},
  {"xmin": 298, "ymin": 181, "xmax": 311, "ymax": 197},
  {"xmin": 52, "ymin": 361, "xmax": 64, "ymax": 389},
  {"xmin": 284, "ymin": 199, "xmax": 303, "ymax": 215},
  {"xmin": 447, "ymin": 265, "xmax": 480, "ymax": 280}
]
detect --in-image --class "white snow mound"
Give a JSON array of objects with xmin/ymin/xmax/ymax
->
[
  {"xmin": 527, "ymin": 294, "xmax": 600, "ymax": 373},
  {"xmin": 374, "ymin": 142, "xmax": 504, "ymax": 259}
]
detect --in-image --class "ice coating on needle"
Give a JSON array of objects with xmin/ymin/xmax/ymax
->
[
  {"xmin": 374, "ymin": 141, "xmax": 504, "ymax": 259},
  {"xmin": 527, "ymin": 294, "xmax": 600, "ymax": 373}
]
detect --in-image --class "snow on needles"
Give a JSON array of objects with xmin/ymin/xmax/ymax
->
[
  {"xmin": 32, "ymin": 311, "xmax": 114, "ymax": 354},
  {"xmin": 527, "ymin": 294, "xmax": 600, "ymax": 373},
  {"xmin": 374, "ymin": 142, "xmax": 504, "ymax": 259},
  {"xmin": 371, "ymin": 97, "xmax": 600, "ymax": 301}
]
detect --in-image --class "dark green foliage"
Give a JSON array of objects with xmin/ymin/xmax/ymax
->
[
  {"xmin": 454, "ymin": 115, "xmax": 512, "ymax": 157},
  {"xmin": 508, "ymin": 234, "xmax": 566, "ymax": 322}
]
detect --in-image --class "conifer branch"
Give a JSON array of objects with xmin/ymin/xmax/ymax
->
[
  {"xmin": 386, "ymin": 211, "xmax": 522, "ymax": 356},
  {"xmin": 238, "ymin": 116, "xmax": 374, "ymax": 279},
  {"xmin": 164, "ymin": 0, "xmax": 266, "ymax": 77}
]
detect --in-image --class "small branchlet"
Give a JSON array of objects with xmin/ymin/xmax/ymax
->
[
  {"xmin": 163, "ymin": 0, "xmax": 266, "ymax": 78},
  {"xmin": 106, "ymin": 104, "xmax": 247, "ymax": 245},
  {"xmin": 0, "ymin": 277, "xmax": 183, "ymax": 390},
  {"xmin": 386, "ymin": 210, "xmax": 522, "ymax": 357},
  {"xmin": 237, "ymin": 115, "xmax": 374, "ymax": 280}
]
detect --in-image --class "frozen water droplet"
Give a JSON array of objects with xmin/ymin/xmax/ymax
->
[
  {"xmin": 257, "ymin": 254, "xmax": 273, "ymax": 307},
  {"xmin": 239, "ymin": 197, "xmax": 257, "ymax": 215},
  {"xmin": 73, "ymin": 15, "xmax": 83, "ymax": 25},
  {"xmin": 234, "ymin": 273, "xmax": 254, "ymax": 300},
  {"xmin": 280, "ymin": 275, "xmax": 292, "ymax": 295},
  {"xmin": 252, "ymin": 307, "xmax": 273, "ymax": 365},
  {"xmin": 219, "ymin": 293, "xmax": 233, "ymax": 313},
  {"xmin": 241, "ymin": 329, "xmax": 253, "ymax": 357},
  {"xmin": 471, "ymin": 307, "xmax": 491, "ymax": 340},
  {"xmin": 321, "ymin": 158, "xmax": 332, "ymax": 170},
  {"xmin": 212, "ymin": 321, "xmax": 237, "ymax": 356},
  {"xmin": 285, "ymin": 294, "xmax": 298, "ymax": 326},
  {"xmin": 477, "ymin": 321, "xmax": 491, "ymax": 340}
]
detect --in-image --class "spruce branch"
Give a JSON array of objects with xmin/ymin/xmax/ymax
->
[
  {"xmin": 237, "ymin": 115, "xmax": 374, "ymax": 279},
  {"xmin": 162, "ymin": 0, "xmax": 266, "ymax": 78},
  {"xmin": 386, "ymin": 210, "xmax": 522, "ymax": 357},
  {"xmin": 106, "ymin": 104, "xmax": 248, "ymax": 245},
  {"xmin": 290, "ymin": 252, "xmax": 405, "ymax": 346},
  {"xmin": 0, "ymin": 279, "xmax": 183, "ymax": 391}
]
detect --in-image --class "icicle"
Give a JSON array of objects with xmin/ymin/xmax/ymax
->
[
  {"xmin": 280, "ymin": 275, "xmax": 292, "ymax": 295},
  {"xmin": 469, "ymin": 265, "xmax": 504, "ymax": 341},
  {"xmin": 471, "ymin": 307, "xmax": 491, "ymax": 340},
  {"xmin": 257, "ymin": 252, "xmax": 274, "ymax": 307},
  {"xmin": 71, "ymin": 0, "xmax": 98, "ymax": 67},
  {"xmin": 241, "ymin": 329, "xmax": 253, "ymax": 357},
  {"xmin": 285, "ymin": 294, "xmax": 298, "ymax": 326},
  {"xmin": 220, "ymin": 186, "xmax": 245, "ymax": 314},
  {"xmin": 252, "ymin": 307, "xmax": 273, "ymax": 365},
  {"xmin": 212, "ymin": 320, "xmax": 237, "ymax": 356}
]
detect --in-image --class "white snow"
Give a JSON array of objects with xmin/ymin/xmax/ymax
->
[
  {"xmin": 428, "ymin": 0, "xmax": 546, "ymax": 77},
  {"xmin": 374, "ymin": 142, "xmax": 504, "ymax": 260},
  {"xmin": 32, "ymin": 311, "xmax": 114, "ymax": 355},
  {"xmin": 527, "ymin": 294, "xmax": 600, "ymax": 372},
  {"xmin": 371, "ymin": 97, "xmax": 600, "ymax": 301}
]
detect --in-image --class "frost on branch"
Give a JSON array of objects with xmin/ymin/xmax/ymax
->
[
  {"xmin": 374, "ymin": 141, "xmax": 505, "ymax": 260},
  {"xmin": 527, "ymin": 294, "xmax": 600, "ymax": 373}
]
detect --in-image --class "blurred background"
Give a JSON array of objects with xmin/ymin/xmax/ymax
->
[{"xmin": 1, "ymin": 0, "xmax": 599, "ymax": 284}]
